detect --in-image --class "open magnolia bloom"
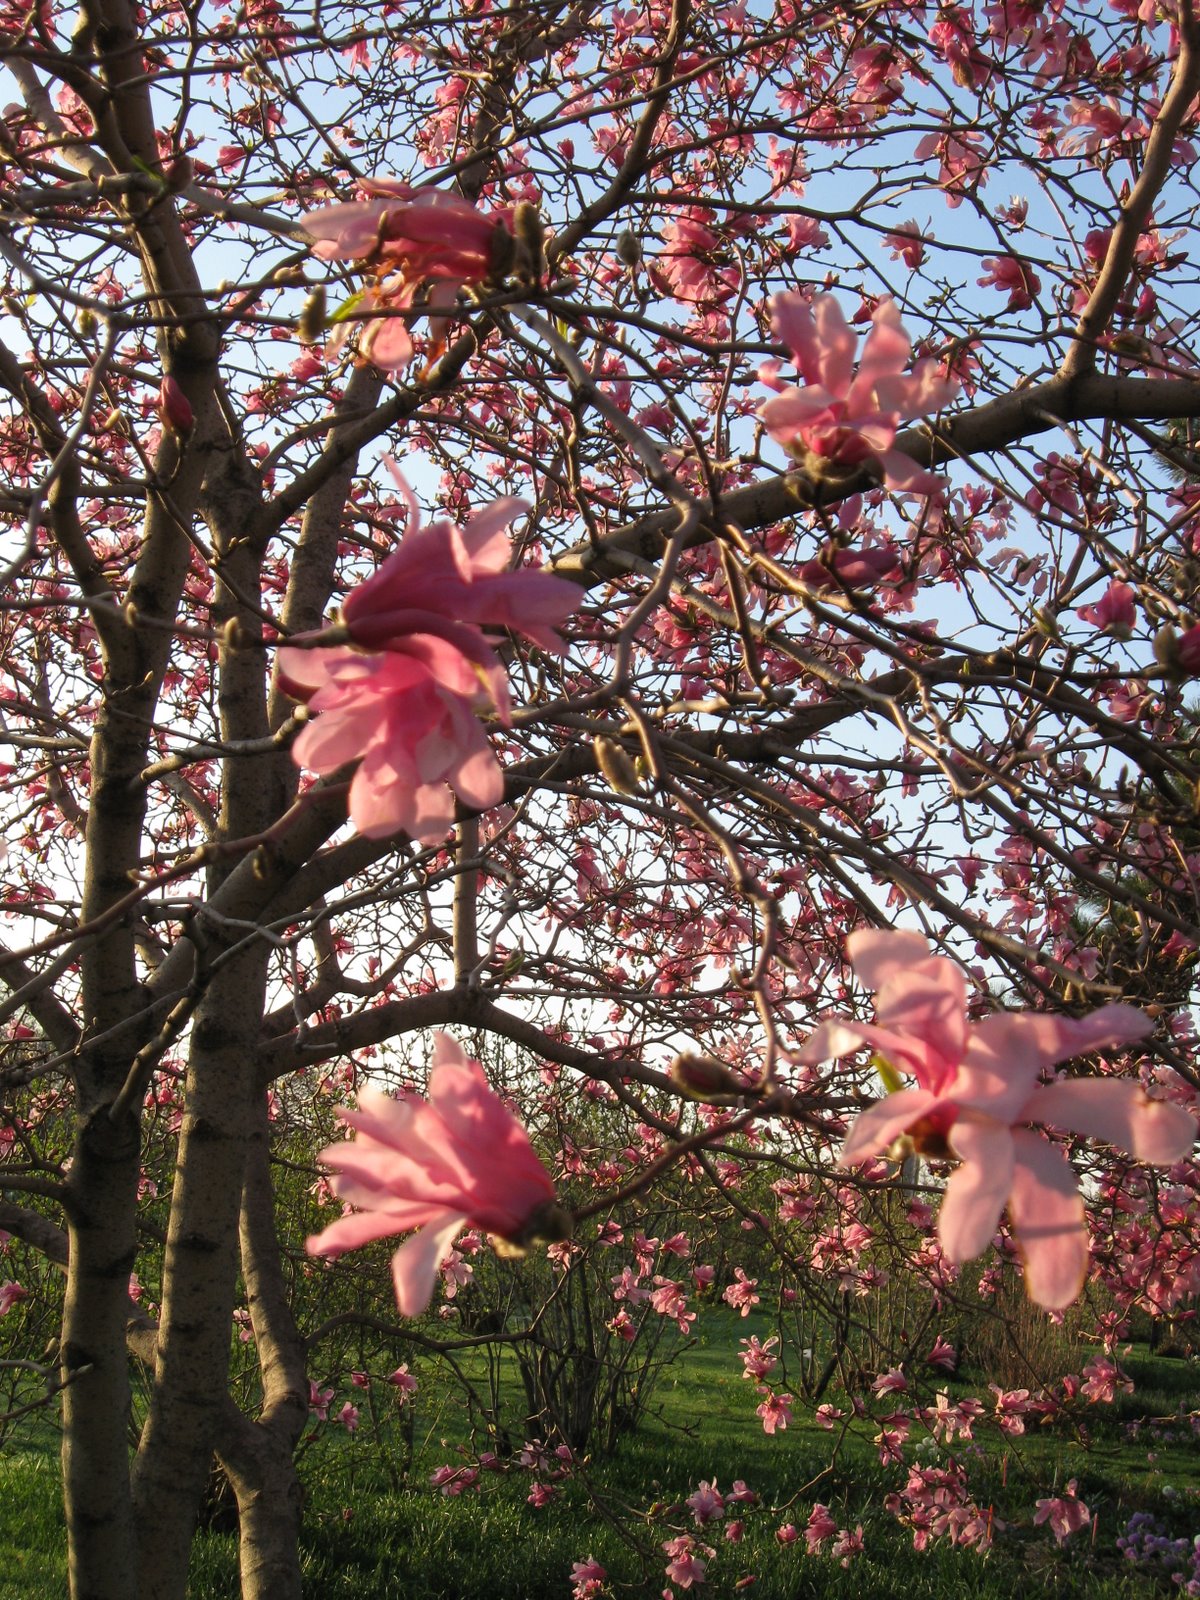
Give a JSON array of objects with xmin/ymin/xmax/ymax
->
[
  {"xmin": 798, "ymin": 930, "xmax": 1195, "ymax": 1309},
  {"xmin": 301, "ymin": 180, "xmax": 515, "ymax": 371},
  {"xmin": 279, "ymin": 473, "xmax": 577, "ymax": 841},
  {"xmin": 758, "ymin": 293, "xmax": 958, "ymax": 495},
  {"xmin": 307, "ymin": 1034, "xmax": 567, "ymax": 1317}
]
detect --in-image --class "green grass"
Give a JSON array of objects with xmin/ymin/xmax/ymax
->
[{"xmin": 2, "ymin": 1321, "xmax": 1197, "ymax": 1598}]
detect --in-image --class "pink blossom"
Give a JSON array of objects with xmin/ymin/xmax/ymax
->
[
  {"xmin": 1080, "ymin": 1355, "xmax": 1133, "ymax": 1403},
  {"xmin": 776, "ymin": 1522, "xmax": 799, "ymax": 1545},
  {"xmin": 1077, "ymin": 580, "xmax": 1136, "ymax": 638},
  {"xmin": 301, "ymin": 181, "xmax": 514, "ymax": 371},
  {"xmin": 687, "ymin": 1480, "xmax": 725, "ymax": 1526},
  {"xmin": 805, "ymin": 1503, "xmax": 838, "ymax": 1554},
  {"xmin": 755, "ymin": 1388, "xmax": 793, "ymax": 1435},
  {"xmin": 884, "ymin": 222, "xmax": 927, "ymax": 269},
  {"xmin": 832, "ymin": 1525, "xmax": 864, "ymax": 1566},
  {"xmin": 0, "ymin": 1281, "xmax": 27, "ymax": 1316},
  {"xmin": 871, "ymin": 1366, "xmax": 908, "ymax": 1397},
  {"xmin": 307, "ymin": 1033, "xmax": 561, "ymax": 1317},
  {"xmin": 759, "ymin": 293, "xmax": 957, "ymax": 493},
  {"xmin": 570, "ymin": 1557, "xmax": 607, "ymax": 1600},
  {"xmin": 797, "ymin": 546, "xmax": 900, "ymax": 592},
  {"xmin": 338, "ymin": 1402, "xmax": 359, "ymax": 1432},
  {"xmin": 926, "ymin": 1335, "xmax": 958, "ymax": 1373},
  {"xmin": 1033, "ymin": 1479, "xmax": 1091, "ymax": 1543},
  {"xmin": 387, "ymin": 1363, "xmax": 418, "ymax": 1396},
  {"xmin": 1175, "ymin": 622, "xmax": 1200, "ymax": 672},
  {"xmin": 430, "ymin": 1464, "xmax": 479, "ymax": 1497},
  {"xmin": 799, "ymin": 930, "xmax": 1194, "ymax": 1309},
  {"xmin": 739, "ymin": 1334, "xmax": 779, "ymax": 1380},
  {"xmin": 662, "ymin": 1535, "xmax": 708, "ymax": 1589},
  {"xmin": 308, "ymin": 1381, "xmax": 333, "ymax": 1421},
  {"xmin": 280, "ymin": 478, "xmax": 576, "ymax": 841},
  {"xmin": 977, "ymin": 255, "xmax": 1041, "ymax": 311},
  {"xmin": 815, "ymin": 1403, "xmax": 846, "ymax": 1429},
  {"xmin": 722, "ymin": 1267, "xmax": 760, "ymax": 1316}
]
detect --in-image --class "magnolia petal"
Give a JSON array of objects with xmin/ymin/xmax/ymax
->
[
  {"xmin": 1029, "ymin": 1079, "xmax": 1194, "ymax": 1164},
  {"xmin": 1008, "ymin": 1130, "xmax": 1088, "ymax": 1311},
  {"xmin": 845, "ymin": 928, "xmax": 934, "ymax": 990},
  {"xmin": 391, "ymin": 1213, "xmax": 466, "ymax": 1317},
  {"xmin": 839, "ymin": 1087, "xmax": 938, "ymax": 1165},
  {"xmin": 940, "ymin": 1116, "xmax": 1014, "ymax": 1263}
]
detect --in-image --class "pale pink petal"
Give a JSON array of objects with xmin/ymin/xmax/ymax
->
[
  {"xmin": 839, "ymin": 1088, "xmax": 939, "ymax": 1165},
  {"xmin": 856, "ymin": 300, "xmax": 911, "ymax": 389},
  {"xmin": 1007, "ymin": 1130, "xmax": 1088, "ymax": 1310},
  {"xmin": 940, "ymin": 1116, "xmax": 1014, "ymax": 1262},
  {"xmin": 845, "ymin": 928, "xmax": 933, "ymax": 989},
  {"xmin": 391, "ymin": 1213, "xmax": 467, "ymax": 1317},
  {"xmin": 360, "ymin": 314, "xmax": 414, "ymax": 373},
  {"xmin": 449, "ymin": 738, "xmax": 505, "ymax": 811},
  {"xmin": 1028, "ymin": 1079, "xmax": 1194, "ymax": 1164},
  {"xmin": 810, "ymin": 295, "xmax": 858, "ymax": 395},
  {"xmin": 458, "ymin": 497, "xmax": 529, "ymax": 574},
  {"xmin": 957, "ymin": 1012, "xmax": 1058, "ymax": 1121}
]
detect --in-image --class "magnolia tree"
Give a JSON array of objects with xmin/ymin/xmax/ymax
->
[{"xmin": 1, "ymin": 0, "xmax": 1200, "ymax": 1594}]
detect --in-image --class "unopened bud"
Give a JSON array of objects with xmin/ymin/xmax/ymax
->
[
  {"xmin": 670, "ymin": 1052, "xmax": 746, "ymax": 1102},
  {"xmin": 1154, "ymin": 622, "xmax": 1180, "ymax": 671},
  {"xmin": 512, "ymin": 201, "xmax": 546, "ymax": 284},
  {"xmin": 487, "ymin": 220, "xmax": 516, "ymax": 282},
  {"xmin": 157, "ymin": 375, "xmax": 194, "ymax": 438},
  {"xmin": 616, "ymin": 228, "xmax": 642, "ymax": 268},
  {"xmin": 593, "ymin": 734, "xmax": 641, "ymax": 796},
  {"xmin": 164, "ymin": 153, "xmax": 193, "ymax": 194},
  {"xmin": 297, "ymin": 285, "xmax": 326, "ymax": 345}
]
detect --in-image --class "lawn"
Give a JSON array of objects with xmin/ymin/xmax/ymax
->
[{"xmin": 2, "ymin": 1316, "xmax": 1197, "ymax": 1598}]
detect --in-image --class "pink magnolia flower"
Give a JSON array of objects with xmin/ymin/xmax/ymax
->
[
  {"xmin": 977, "ymin": 255, "xmax": 1041, "ymax": 311},
  {"xmin": 338, "ymin": 1402, "xmax": 359, "ymax": 1432},
  {"xmin": 1077, "ymin": 579, "xmax": 1136, "ymax": 638},
  {"xmin": 1033, "ymin": 1479, "xmax": 1091, "ymax": 1543},
  {"xmin": 687, "ymin": 1480, "xmax": 725, "ymax": 1526},
  {"xmin": 301, "ymin": 181, "xmax": 514, "ymax": 371},
  {"xmin": 280, "ymin": 476, "xmax": 576, "ymax": 841},
  {"xmin": 723, "ymin": 1267, "xmax": 760, "ymax": 1316},
  {"xmin": 805, "ymin": 1503, "xmax": 838, "ymax": 1554},
  {"xmin": 307, "ymin": 1381, "xmax": 333, "ymax": 1421},
  {"xmin": 759, "ymin": 293, "xmax": 958, "ymax": 493},
  {"xmin": 756, "ymin": 1388, "xmax": 793, "ymax": 1435},
  {"xmin": 0, "ymin": 1281, "xmax": 27, "ymax": 1316},
  {"xmin": 832, "ymin": 1525, "xmax": 865, "ymax": 1566},
  {"xmin": 387, "ymin": 1363, "xmax": 418, "ymax": 1396},
  {"xmin": 306, "ymin": 1033, "xmax": 562, "ymax": 1317},
  {"xmin": 799, "ymin": 930, "xmax": 1195, "ymax": 1309},
  {"xmin": 570, "ymin": 1556, "xmax": 607, "ymax": 1600},
  {"xmin": 662, "ymin": 1535, "xmax": 708, "ymax": 1589}
]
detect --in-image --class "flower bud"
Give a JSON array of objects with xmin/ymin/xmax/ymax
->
[
  {"xmin": 157, "ymin": 375, "xmax": 194, "ymax": 438},
  {"xmin": 593, "ymin": 734, "xmax": 641, "ymax": 796},
  {"xmin": 297, "ymin": 285, "xmax": 327, "ymax": 345},
  {"xmin": 616, "ymin": 228, "xmax": 642, "ymax": 268},
  {"xmin": 670, "ymin": 1052, "xmax": 746, "ymax": 1102}
]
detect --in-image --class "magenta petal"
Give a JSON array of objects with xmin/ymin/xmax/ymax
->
[
  {"xmin": 1007, "ymin": 1131, "xmax": 1088, "ymax": 1311},
  {"xmin": 1028, "ymin": 1079, "xmax": 1194, "ymax": 1164},
  {"xmin": 391, "ymin": 1213, "xmax": 466, "ymax": 1317},
  {"xmin": 839, "ymin": 1087, "xmax": 938, "ymax": 1165},
  {"xmin": 940, "ymin": 1116, "xmax": 1014, "ymax": 1263}
]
